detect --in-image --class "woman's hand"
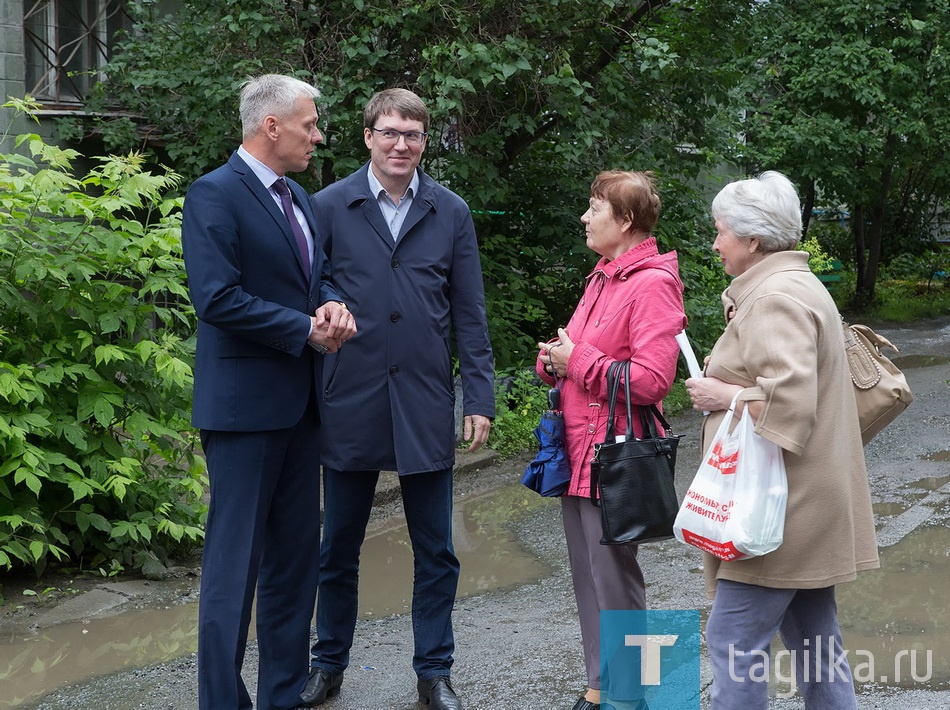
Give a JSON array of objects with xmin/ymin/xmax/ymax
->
[
  {"xmin": 537, "ymin": 328, "xmax": 575, "ymax": 378},
  {"xmin": 685, "ymin": 375, "xmax": 744, "ymax": 414}
]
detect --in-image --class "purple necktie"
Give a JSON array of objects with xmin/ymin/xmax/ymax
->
[{"xmin": 273, "ymin": 178, "xmax": 311, "ymax": 275}]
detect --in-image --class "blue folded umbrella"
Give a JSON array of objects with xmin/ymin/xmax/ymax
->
[{"xmin": 521, "ymin": 396, "xmax": 571, "ymax": 497}]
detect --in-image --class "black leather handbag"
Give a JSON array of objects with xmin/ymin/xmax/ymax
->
[{"xmin": 589, "ymin": 360, "xmax": 681, "ymax": 545}]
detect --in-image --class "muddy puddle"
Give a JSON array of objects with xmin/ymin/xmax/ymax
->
[
  {"xmin": 0, "ymin": 484, "xmax": 555, "ymax": 708},
  {"xmin": 357, "ymin": 484, "xmax": 554, "ymax": 617},
  {"xmin": 764, "ymin": 523, "xmax": 950, "ymax": 699},
  {"xmin": 838, "ymin": 524, "xmax": 949, "ymax": 691},
  {"xmin": 873, "ymin": 473, "xmax": 950, "ymax": 522}
]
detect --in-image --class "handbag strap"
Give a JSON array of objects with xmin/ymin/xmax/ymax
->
[
  {"xmin": 605, "ymin": 359, "xmax": 673, "ymax": 441},
  {"xmin": 591, "ymin": 360, "xmax": 674, "ymax": 508},
  {"xmin": 603, "ymin": 360, "xmax": 625, "ymax": 443}
]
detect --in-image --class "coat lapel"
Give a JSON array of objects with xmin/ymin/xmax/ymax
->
[
  {"xmin": 345, "ymin": 164, "xmax": 396, "ymax": 250},
  {"xmin": 397, "ymin": 175, "xmax": 435, "ymax": 245}
]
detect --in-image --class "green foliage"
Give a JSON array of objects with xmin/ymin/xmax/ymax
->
[
  {"xmin": 0, "ymin": 100, "xmax": 205, "ymax": 577},
  {"xmin": 881, "ymin": 248, "xmax": 950, "ymax": 285},
  {"xmin": 867, "ymin": 247, "xmax": 950, "ymax": 319},
  {"xmin": 85, "ymin": 0, "xmax": 754, "ymax": 368},
  {"xmin": 800, "ymin": 235, "xmax": 836, "ymax": 274},
  {"xmin": 488, "ymin": 368, "xmax": 550, "ymax": 458},
  {"xmin": 663, "ymin": 381, "xmax": 692, "ymax": 418},
  {"xmin": 85, "ymin": 0, "xmax": 307, "ymax": 180},
  {"xmin": 865, "ymin": 279, "xmax": 950, "ymax": 321},
  {"xmin": 654, "ymin": 178, "xmax": 731, "ymax": 362},
  {"xmin": 808, "ymin": 216, "xmax": 854, "ymax": 266},
  {"xmin": 736, "ymin": 0, "xmax": 950, "ymax": 306}
]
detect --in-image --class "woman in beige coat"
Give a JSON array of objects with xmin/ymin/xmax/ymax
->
[{"xmin": 685, "ymin": 171, "xmax": 879, "ymax": 709}]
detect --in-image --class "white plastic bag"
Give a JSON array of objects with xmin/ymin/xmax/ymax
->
[{"xmin": 674, "ymin": 394, "xmax": 787, "ymax": 561}]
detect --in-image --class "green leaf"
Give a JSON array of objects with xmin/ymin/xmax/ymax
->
[
  {"xmin": 93, "ymin": 398, "xmax": 116, "ymax": 428},
  {"xmin": 14, "ymin": 470, "xmax": 42, "ymax": 496}
]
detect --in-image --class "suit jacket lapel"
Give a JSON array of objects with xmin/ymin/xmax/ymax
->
[
  {"xmin": 229, "ymin": 152, "xmax": 311, "ymax": 278},
  {"xmin": 289, "ymin": 179, "xmax": 317, "ymax": 282}
]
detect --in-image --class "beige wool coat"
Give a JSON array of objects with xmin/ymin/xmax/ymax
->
[{"xmin": 699, "ymin": 251, "xmax": 880, "ymax": 597}]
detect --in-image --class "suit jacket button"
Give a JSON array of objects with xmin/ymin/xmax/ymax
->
[
  {"xmin": 390, "ymin": 311, "xmax": 401, "ymax": 322},
  {"xmin": 391, "ymin": 258, "xmax": 400, "ymax": 268},
  {"xmin": 389, "ymin": 365, "xmax": 399, "ymax": 375}
]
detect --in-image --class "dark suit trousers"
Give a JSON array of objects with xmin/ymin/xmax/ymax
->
[
  {"xmin": 312, "ymin": 467, "xmax": 460, "ymax": 679},
  {"xmin": 198, "ymin": 404, "xmax": 321, "ymax": 710}
]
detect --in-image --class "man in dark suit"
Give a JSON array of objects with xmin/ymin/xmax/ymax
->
[
  {"xmin": 181, "ymin": 74, "xmax": 356, "ymax": 710},
  {"xmin": 300, "ymin": 89, "xmax": 494, "ymax": 710}
]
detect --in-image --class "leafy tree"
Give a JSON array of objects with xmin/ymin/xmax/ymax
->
[
  {"xmin": 85, "ymin": 0, "xmax": 753, "ymax": 365},
  {"xmin": 0, "ymin": 99, "xmax": 205, "ymax": 577},
  {"xmin": 736, "ymin": 0, "xmax": 950, "ymax": 307}
]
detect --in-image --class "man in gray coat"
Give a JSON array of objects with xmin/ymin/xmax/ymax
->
[{"xmin": 300, "ymin": 89, "xmax": 495, "ymax": 710}]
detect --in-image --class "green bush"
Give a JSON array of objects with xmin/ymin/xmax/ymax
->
[
  {"xmin": 488, "ymin": 368, "xmax": 550, "ymax": 458},
  {"xmin": 881, "ymin": 249, "xmax": 950, "ymax": 287},
  {"xmin": 0, "ymin": 98, "xmax": 205, "ymax": 578}
]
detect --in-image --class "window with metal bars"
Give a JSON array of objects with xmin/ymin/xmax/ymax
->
[{"xmin": 23, "ymin": 0, "xmax": 130, "ymax": 105}]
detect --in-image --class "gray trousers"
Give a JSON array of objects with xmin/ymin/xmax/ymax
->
[
  {"xmin": 706, "ymin": 579, "xmax": 857, "ymax": 709},
  {"xmin": 562, "ymin": 495, "xmax": 646, "ymax": 690}
]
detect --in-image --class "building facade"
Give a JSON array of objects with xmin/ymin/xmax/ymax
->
[{"xmin": 1, "ymin": 0, "xmax": 130, "ymax": 144}]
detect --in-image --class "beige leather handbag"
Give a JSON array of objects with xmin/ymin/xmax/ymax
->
[{"xmin": 843, "ymin": 320, "xmax": 914, "ymax": 445}]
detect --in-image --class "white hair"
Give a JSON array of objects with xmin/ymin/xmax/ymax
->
[
  {"xmin": 711, "ymin": 171, "xmax": 802, "ymax": 252},
  {"xmin": 239, "ymin": 74, "xmax": 321, "ymax": 138}
]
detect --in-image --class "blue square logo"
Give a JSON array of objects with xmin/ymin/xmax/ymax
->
[{"xmin": 600, "ymin": 610, "xmax": 701, "ymax": 709}]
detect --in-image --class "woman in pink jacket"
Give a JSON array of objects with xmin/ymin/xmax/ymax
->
[{"xmin": 537, "ymin": 171, "xmax": 687, "ymax": 710}]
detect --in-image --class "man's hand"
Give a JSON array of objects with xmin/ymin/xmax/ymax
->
[
  {"xmin": 309, "ymin": 301, "xmax": 354, "ymax": 354},
  {"xmin": 309, "ymin": 302, "xmax": 357, "ymax": 353},
  {"xmin": 307, "ymin": 320, "xmax": 340, "ymax": 354},
  {"xmin": 315, "ymin": 301, "xmax": 357, "ymax": 343},
  {"xmin": 463, "ymin": 414, "xmax": 492, "ymax": 453}
]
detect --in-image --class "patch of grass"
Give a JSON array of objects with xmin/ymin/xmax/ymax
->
[{"xmin": 865, "ymin": 280, "xmax": 950, "ymax": 321}]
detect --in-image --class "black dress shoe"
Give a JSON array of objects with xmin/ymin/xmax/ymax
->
[
  {"xmin": 299, "ymin": 667, "xmax": 343, "ymax": 707},
  {"xmin": 570, "ymin": 697, "xmax": 600, "ymax": 710},
  {"xmin": 417, "ymin": 675, "xmax": 462, "ymax": 710}
]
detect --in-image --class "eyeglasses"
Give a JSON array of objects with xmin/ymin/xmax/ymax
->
[{"xmin": 369, "ymin": 127, "xmax": 428, "ymax": 146}]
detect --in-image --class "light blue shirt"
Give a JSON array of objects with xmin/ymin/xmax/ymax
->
[
  {"xmin": 237, "ymin": 145, "xmax": 315, "ymax": 259},
  {"xmin": 367, "ymin": 166, "xmax": 419, "ymax": 240}
]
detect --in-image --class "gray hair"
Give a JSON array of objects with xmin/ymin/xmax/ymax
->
[
  {"xmin": 711, "ymin": 171, "xmax": 802, "ymax": 252},
  {"xmin": 240, "ymin": 75, "xmax": 321, "ymax": 138}
]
